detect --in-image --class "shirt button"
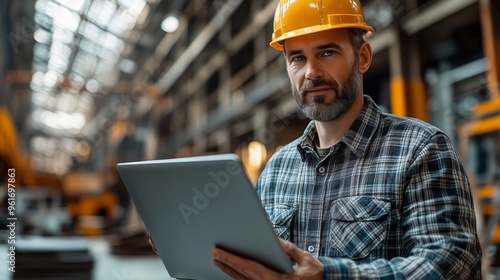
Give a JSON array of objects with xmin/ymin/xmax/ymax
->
[
  {"xmin": 307, "ymin": 245, "xmax": 315, "ymax": 253},
  {"xmin": 318, "ymin": 167, "xmax": 326, "ymax": 173}
]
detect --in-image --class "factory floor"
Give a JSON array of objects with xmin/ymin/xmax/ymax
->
[{"xmin": 0, "ymin": 235, "xmax": 175, "ymax": 280}]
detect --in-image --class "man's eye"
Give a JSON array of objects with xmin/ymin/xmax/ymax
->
[
  {"xmin": 292, "ymin": 55, "xmax": 305, "ymax": 62},
  {"xmin": 323, "ymin": 50, "xmax": 336, "ymax": 56}
]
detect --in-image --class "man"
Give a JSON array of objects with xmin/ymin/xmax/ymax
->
[{"xmin": 153, "ymin": 0, "xmax": 482, "ymax": 278}]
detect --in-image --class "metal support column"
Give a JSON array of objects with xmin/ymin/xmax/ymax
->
[
  {"xmin": 407, "ymin": 36, "xmax": 429, "ymax": 122},
  {"xmin": 389, "ymin": 29, "xmax": 407, "ymax": 117},
  {"xmin": 480, "ymin": 0, "xmax": 500, "ymax": 100}
]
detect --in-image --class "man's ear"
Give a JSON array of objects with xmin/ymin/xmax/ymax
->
[{"xmin": 358, "ymin": 42, "xmax": 372, "ymax": 74}]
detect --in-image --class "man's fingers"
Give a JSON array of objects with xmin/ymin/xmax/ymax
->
[
  {"xmin": 213, "ymin": 259, "xmax": 249, "ymax": 280},
  {"xmin": 212, "ymin": 248, "xmax": 253, "ymax": 278},
  {"xmin": 148, "ymin": 238, "xmax": 159, "ymax": 255},
  {"xmin": 279, "ymin": 239, "xmax": 324, "ymax": 279},
  {"xmin": 279, "ymin": 239, "xmax": 307, "ymax": 264},
  {"xmin": 212, "ymin": 242, "xmax": 322, "ymax": 280},
  {"xmin": 212, "ymin": 248, "xmax": 271, "ymax": 279}
]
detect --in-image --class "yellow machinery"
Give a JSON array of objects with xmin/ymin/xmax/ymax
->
[
  {"xmin": 459, "ymin": 99, "xmax": 500, "ymax": 242},
  {"xmin": 0, "ymin": 107, "xmax": 33, "ymax": 185}
]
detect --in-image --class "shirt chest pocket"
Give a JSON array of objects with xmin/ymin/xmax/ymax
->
[
  {"xmin": 329, "ymin": 196, "xmax": 390, "ymax": 260},
  {"xmin": 267, "ymin": 204, "xmax": 296, "ymax": 241}
]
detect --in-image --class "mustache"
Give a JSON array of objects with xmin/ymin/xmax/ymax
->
[{"xmin": 300, "ymin": 79, "xmax": 340, "ymax": 96}]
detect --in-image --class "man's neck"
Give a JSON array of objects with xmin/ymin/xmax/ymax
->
[{"xmin": 314, "ymin": 94, "xmax": 364, "ymax": 148}]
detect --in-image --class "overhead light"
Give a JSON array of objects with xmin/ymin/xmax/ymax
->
[
  {"xmin": 53, "ymin": 5, "xmax": 80, "ymax": 32},
  {"xmin": 120, "ymin": 58, "xmax": 137, "ymax": 74},
  {"xmin": 161, "ymin": 15, "xmax": 180, "ymax": 33},
  {"xmin": 34, "ymin": 29, "xmax": 51, "ymax": 44},
  {"xmin": 248, "ymin": 141, "xmax": 267, "ymax": 169},
  {"xmin": 30, "ymin": 71, "xmax": 45, "ymax": 91},
  {"xmin": 70, "ymin": 74, "xmax": 86, "ymax": 89},
  {"xmin": 38, "ymin": 109, "xmax": 86, "ymax": 130},
  {"xmin": 56, "ymin": 0, "xmax": 86, "ymax": 13},
  {"xmin": 86, "ymin": 78, "xmax": 100, "ymax": 93},
  {"xmin": 43, "ymin": 71, "xmax": 61, "ymax": 88}
]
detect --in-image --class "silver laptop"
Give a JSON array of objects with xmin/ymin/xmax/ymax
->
[{"xmin": 116, "ymin": 154, "xmax": 293, "ymax": 280}]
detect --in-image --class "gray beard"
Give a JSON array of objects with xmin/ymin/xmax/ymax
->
[{"xmin": 293, "ymin": 64, "xmax": 361, "ymax": 122}]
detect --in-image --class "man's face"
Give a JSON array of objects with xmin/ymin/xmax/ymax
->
[{"xmin": 284, "ymin": 29, "xmax": 361, "ymax": 122}]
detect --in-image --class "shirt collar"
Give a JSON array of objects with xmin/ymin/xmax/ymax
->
[{"xmin": 297, "ymin": 95, "xmax": 381, "ymax": 161}]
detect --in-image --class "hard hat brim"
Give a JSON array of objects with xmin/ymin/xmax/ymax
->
[{"xmin": 270, "ymin": 24, "xmax": 374, "ymax": 51}]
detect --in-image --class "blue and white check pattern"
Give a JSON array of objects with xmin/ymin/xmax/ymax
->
[{"xmin": 256, "ymin": 96, "xmax": 481, "ymax": 279}]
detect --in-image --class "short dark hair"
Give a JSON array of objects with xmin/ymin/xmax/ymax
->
[{"xmin": 349, "ymin": 29, "xmax": 365, "ymax": 56}]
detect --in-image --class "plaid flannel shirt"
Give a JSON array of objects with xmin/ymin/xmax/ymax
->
[{"xmin": 256, "ymin": 95, "xmax": 481, "ymax": 279}]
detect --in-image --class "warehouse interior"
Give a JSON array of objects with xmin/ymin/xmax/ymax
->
[{"xmin": 1, "ymin": 0, "xmax": 499, "ymax": 279}]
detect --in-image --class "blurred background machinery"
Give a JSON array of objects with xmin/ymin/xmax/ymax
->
[{"xmin": 0, "ymin": 0, "xmax": 499, "ymax": 279}]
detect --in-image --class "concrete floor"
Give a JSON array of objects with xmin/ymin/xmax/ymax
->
[
  {"xmin": 88, "ymin": 237, "xmax": 175, "ymax": 280},
  {"xmin": 1, "ymin": 236, "xmax": 175, "ymax": 280}
]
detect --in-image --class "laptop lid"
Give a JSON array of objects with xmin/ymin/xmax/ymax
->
[{"xmin": 116, "ymin": 154, "xmax": 293, "ymax": 280}]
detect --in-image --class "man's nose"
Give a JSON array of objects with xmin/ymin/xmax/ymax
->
[{"xmin": 305, "ymin": 59, "xmax": 324, "ymax": 80}]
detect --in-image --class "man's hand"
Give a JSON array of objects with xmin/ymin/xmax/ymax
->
[
  {"xmin": 148, "ymin": 235, "xmax": 159, "ymax": 255},
  {"xmin": 211, "ymin": 239, "xmax": 324, "ymax": 280}
]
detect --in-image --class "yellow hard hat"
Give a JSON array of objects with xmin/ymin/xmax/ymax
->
[{"xmin": 270, "ymin": 0, "xmax": 375, "ymax": 51}]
